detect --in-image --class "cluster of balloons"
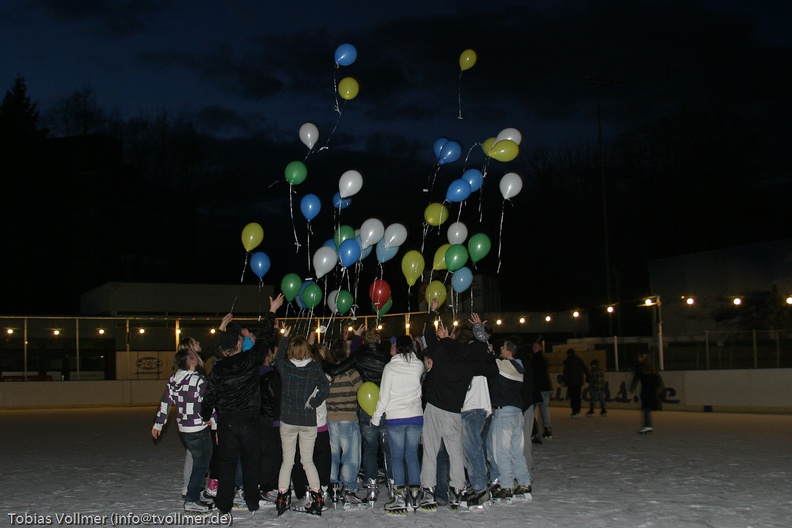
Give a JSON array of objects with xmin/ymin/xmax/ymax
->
[
  {"xmin": 481, "ymin": 127, "xmax": 522, "ymax": 163},
  {"xmin": 241, "ymin": 223, "xmax": 272, "ymax": 279}
]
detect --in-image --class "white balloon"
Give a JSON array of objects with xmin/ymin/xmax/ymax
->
[
  {"xmin": 383, "ymin": 223, "xmax": 407, "ymax": 248},
  {"xmin": 313, "ymin": 245, "xmax": 337, "ymax": 279},
  {"xmin": 299, "ymin": 122, "xmax": 319, "ymax": 149},
  {"xmin": 447, "ymin": 221, "xmax": 468, "ymax": 245},
  {"xmin": 327, "ymin": 289, "xmax": 340, "ymax": 313},
  {"xmin": 496, "ymin": 127, "xmax": 522, "ymax": 146},
  {"xmin": 499, "ymin": 172, "xmax": 523, "ymax": 200},
  {"xmin": 339, "ymin": 169, "xmax": 363, "ymax": 198},
  {"xmin": 359, "ymin": 218, "xmax": 385, "ymax": 250}
]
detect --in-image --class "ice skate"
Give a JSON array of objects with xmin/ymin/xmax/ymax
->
[
  {"xmin": 531, "ymin": 432, "xmax": 543, "ymax": 444},
  {"xmin": 304, "ymin": 489, "xmax": 323, "ymax": 516},
  {"xmin": 601, "ymin": 409, "xmax": 608, "ymax": 416},
  {"xmin": 466, "ymin": 489, "xmax": 492, "ymax": 510},
  {"xmin": 448, "ymin": 486, "xmax": 462, "ymax": 511},
  {"xmin": 330, "ymin": 483, "xmax": 341, "ymax": 508},
  {"xmin": 384, "ymin": 486, "xmax": 408, "ymax": 515},
  {"xmin": 492, "ymin": 486, "xmax": 513, "ymax": 504},
  {"xmin": 320, "ymin": 486, "xmax": 331, "ymax": 511},
  {"xmin": 199, "ymin": 489, "xmax": 214, "ymax": 505},
  {"xmin": 586, "ymin": 409, "xmax": 595, "ymax": 417},
  {"xmin": 407, "ymin": 486, "xmax": 421, "ymax": 512},
  {"xmin": 513, "ymin": 484, "xmax": 533, "ymax": 500},
  {"xmin": 639, "ymin": 426, "xmax": 654, "ymax": 434},
  {"xmin": 275, "ymin": 489, "xmax": 291, "ymax": 517},
  {"xmin": 184, "ymin": 501, "xmax": 210, "ymax": 513},
  {"xmin": 341, "ymin": 488, "xmax": 367, "ymax": 510},
  {"xmin": 205, "ymin": 478, "xmax": 218, "ymax": 498},
  {"xmin": 365, "ymin": 478, "xmax": 378, "ymax": 507},
  {"xmin": 417, "ymin": 487, "xmax": 437, "ymax": 511},
  {"xmin": 542, "ymin": 426, "xmax": 553, "ymax": 440}
]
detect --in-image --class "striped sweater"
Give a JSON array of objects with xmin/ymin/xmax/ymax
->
[{"xmin": 326, "ymin": 368, "xmax": 362, "ymax": 422}]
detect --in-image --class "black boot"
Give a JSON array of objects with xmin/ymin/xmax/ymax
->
[
  {"xmin": 306, "ymin": 489, "xmax": 323, "ymax": 516},
  {"xmin": 276, "ymin": 489, "xmax": 291, "ymax": 517}
]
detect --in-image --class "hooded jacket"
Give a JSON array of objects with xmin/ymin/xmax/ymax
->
[{"xmin": 153, "ymin": 369, "xmax": 210, "ymax": 433}]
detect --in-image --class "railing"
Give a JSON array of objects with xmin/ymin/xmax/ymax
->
[{"xmin": 1, "ymin": 315, "xmax": 790, "ymax": 380}]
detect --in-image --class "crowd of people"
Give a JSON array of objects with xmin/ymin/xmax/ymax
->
[{"xmin": 151, "ymin": 294, "xmax": 660, "ymax": 517}]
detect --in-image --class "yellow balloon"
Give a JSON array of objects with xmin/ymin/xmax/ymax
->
[
  {"xmin": 241, "ymin": 222, "xmax": 264, "ymax": 251},
  {"xmin": 433, "ymin": 243, "xmax": 451, "ymax": 271},
  {"xmin": 459, "ymin": 49, "xmax": 477, "ymax": 71},
  {"xmin": 424, "ymin": 280, "xmax": 447, "ymax": 307},
  {"xmin": 401, "ymin": 250, "xmax": 425, "ymax": 287},
  {"xmin": 338, "ymin": 77, "xmax": 359, "ymax": 100},
  {"xmin": 481, "ymin": 136, "xmax": 497, "ymax": 157},
  {"xmin": 489, "ymin": 139, "xmax": 519, "ymax": 162},
  {"xmin": 357, "ymin": 381, "xmax": 379, "ymax": 416},
  {"xmin": 424, "ymin": 203, "xmax": 449, "ymax": 227}
]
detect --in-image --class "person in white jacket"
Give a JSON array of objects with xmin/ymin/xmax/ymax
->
[{"xmin": 371, "ymin": 336, "xmax": 425, "ymax": 513}]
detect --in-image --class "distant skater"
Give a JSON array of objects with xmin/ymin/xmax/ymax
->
[{"xmin": 630, "ymin": 353, "xmax": 665, "ymax": 434}]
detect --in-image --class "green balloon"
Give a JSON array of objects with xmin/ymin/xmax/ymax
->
[
  {"xmin": 445, "ymin": 244, "xmax": 469, "ymax": 272},
  {"xmin": 468, "ymin": 233, "xmax": 492, "ymax": 263},
  {"xmin": 336, "ymin": 290, "xmax": 354, "ymax": 314},
  {"xmin": 284, "ymin": 160, "xmax": 307, "ymax": 185},
  {"xmin": 374, "ymin": 296, "xmax": 393, "ymax": 317},
  {"xmin": 334, "ymin": 224, "xmax": 355, "ymax": 248},
  {"xmin": 281, "ymin": 273, "xmax": 302, "ymax": 302},
  {"xmin": 302, "ymin": 283, "xmax": 323, "ymax": 310}
]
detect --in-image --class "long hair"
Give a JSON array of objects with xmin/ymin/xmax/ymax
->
[{"xmin": 176, "ymin": 337, "xmax": 204, "ymax": 370}]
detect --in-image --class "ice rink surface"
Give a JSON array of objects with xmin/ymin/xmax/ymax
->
[{"xmin": 2, "ymin": 406, "xmax": 791, "ymax": 527}]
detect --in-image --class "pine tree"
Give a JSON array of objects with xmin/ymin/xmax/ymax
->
[{"xmin": 0, "ymin": 76, "xmax": 41, "ymax": 139}]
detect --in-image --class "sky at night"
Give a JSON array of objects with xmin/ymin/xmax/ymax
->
[{"xmin": 2, "ymin": 1, "xmax": 791, "ymax": 320}]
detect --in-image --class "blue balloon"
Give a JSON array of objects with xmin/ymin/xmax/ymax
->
[
  {"xmin": 438, "ymin": 140, "xmax": 461, "ymax": 165},
  {"xmin": 338, "ymin": 238, "xmax": 361, "ymax": 268},
  {"xmin": 462, "ymin": 168, "xmax": 483, "ymax": 192},
  {"xmin": 452, "ymin": 266, "xmax": 473, "ymax": 293},
  {"xmin": 333, "ymin": 191, "xmax": 352, "ymax": 209},
  {"xmin": 323, "ymin": 238, "xmax": 336, "ymax": 249},
  {"xmin": 446, "ymin": 178, "xmax": 472, "ymax": 203},
  {"xmin": 297, "ymin": 281, "xmax": 312, "ymax": 309},
  {"xmin": 250, "ymin": 251, "xmax": 271, "ymax": 279},
  {"xmin": 375, "ymin": 238, "xmax": 399, "ymax": 263},
  {"xmin": 334, "ymin": 43, "xmax": 358, "ymax": 66},
  {"xmin": 300, "ymin": 193, "xmax": 321, "ymax": 221},
  {"xmin": 356, "ymin": 235, "xmax": 373, "ymax": 261},
  {"xmin": 433, "ymin": 137, "xmax": 449, "ymax": 159}
]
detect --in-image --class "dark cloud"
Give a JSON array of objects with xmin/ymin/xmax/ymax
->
[{"xmin": 37, "ymin": 0, "xmax": 164, "ymax": 36}]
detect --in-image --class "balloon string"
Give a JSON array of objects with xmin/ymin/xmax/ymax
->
[
  {"xmin": 321, "ymin": 101, "xmax": 345, "ymax": 152},
  {"xmin": 289, "ymin": 184, "xmax": 301, "ymax": 253},
  {"xmin": 457, "ymin": 70, "xmax": 464, "ymax": 120},
  {"xmin": 231, "ymin": 252, "xmax": 250, "ymax": 312},
  {"xmin": 332, "ymin": 64, "xmax": 341, "ymax": 115},
  {"xmin": 258, "ymin": 279, "xmax": 264, "ymax": 321},
  {"xmin": 478, "ymin": 158, "xmax": 490, "ymax": 223},
  {"xmin": 497, "ymin": 200, "xmax": 507, "ymax": 274},
  {"xmin": 306, "ymin": 221, "xmax": 312, "ymax": 270},
  {"xmin": 421, "ymin": 223, "xmax": 429, "ymax": 254},
  {"xmin": 424, "ymin": 162, "xmax": 440, "ymax": 197}
]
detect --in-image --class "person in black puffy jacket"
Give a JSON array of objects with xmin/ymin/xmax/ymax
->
[{"xmin": 201, "ymin": 294, "xmax": 283, "ymax": 514}]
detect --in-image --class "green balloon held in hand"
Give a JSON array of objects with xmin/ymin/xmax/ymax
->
[{"xmin": 284, "ymin": 160, "xmax": 307, "ymax": 185}]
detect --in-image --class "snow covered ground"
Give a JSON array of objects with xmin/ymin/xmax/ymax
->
[{"xmin": 2, "ymin": 406, "xmax": 791, "ymax": 528}]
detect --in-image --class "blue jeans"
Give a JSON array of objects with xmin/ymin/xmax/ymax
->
[
  {"xmin": 538, "ymin": 390, "xmax": 553, "ymax": 428},
  {"xmin": 181, "ymin": 428, "xmax": 212, "ymax": 503},
  {"xmin": 328, "ymin": 420, "xmax": 362, "ymax": 491},
  {"xmin": 359, "ymin": 408, "xmax": 391, "ymax": 482},
  {"xmin": 589, "ymin": 390, "xmax": 607, "ymax": 411},
  {"xmin": 386, "ymin": 424, "xmax": 422, "ymax": 487},
  {"xmin": 461, "ymin": 409, "xmax": 489, "ymax": 492},
  {"xmin": 489, "ymin": 406, "xmax": 532, "ymax": 489}
]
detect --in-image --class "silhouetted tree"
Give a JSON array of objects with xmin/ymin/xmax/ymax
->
[
  {"xmin": 44, "ymin": 86, "xmax": 107, "ymax": 137},
  {"xmin": 0, "ymin": 76, "xmax": 43, "ymax": 139}
]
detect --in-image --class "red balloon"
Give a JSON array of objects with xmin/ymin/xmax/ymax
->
[{"xmin": 369, "ymin": 279, "xmax": 391, "ymax": 309}]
